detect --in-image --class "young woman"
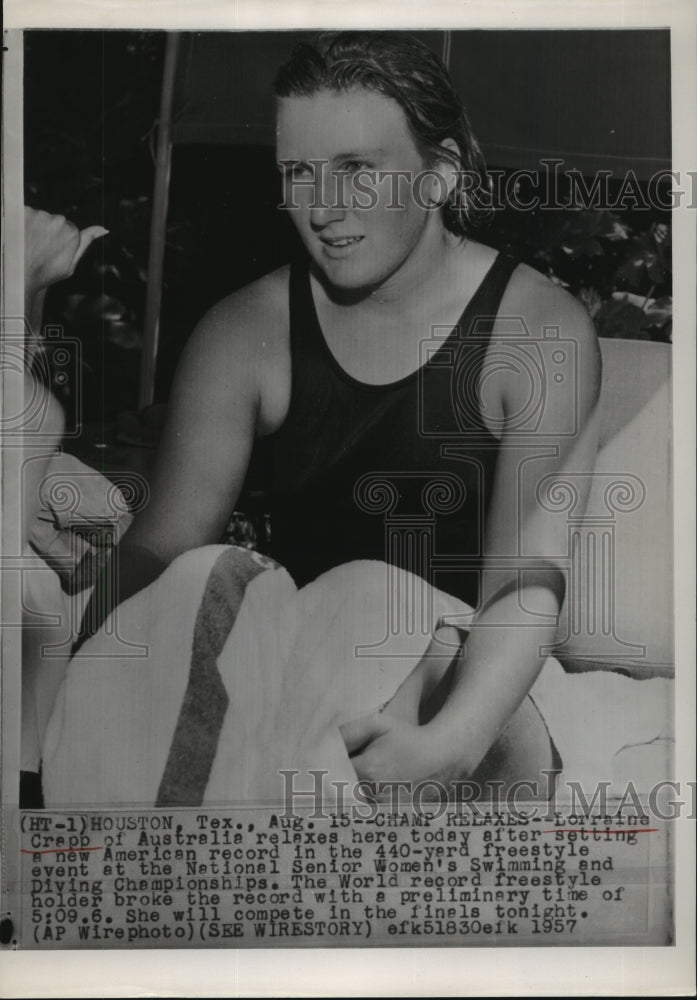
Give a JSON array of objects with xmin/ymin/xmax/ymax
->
[{"xmin": 75, "ymin": 33, "xmax": 601, "ymax": 799}]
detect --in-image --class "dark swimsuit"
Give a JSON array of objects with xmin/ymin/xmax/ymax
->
[{"xmin": 263, "ymin": 250, "xmax": 519, "ymax": 609}]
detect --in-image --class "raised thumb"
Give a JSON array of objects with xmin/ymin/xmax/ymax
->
[{"xmin": 72, "ymin": 225, "xmax": 109, "ymax": 271}]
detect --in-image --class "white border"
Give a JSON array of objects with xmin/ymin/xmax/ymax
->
[{"xmin": 2, "ymin": 1, "xmax": 695, "ymax": 996}]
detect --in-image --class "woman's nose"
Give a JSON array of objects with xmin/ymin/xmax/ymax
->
[{"xmin": 309, "ymin": 171, "xmax": 348, "ymax": 228}]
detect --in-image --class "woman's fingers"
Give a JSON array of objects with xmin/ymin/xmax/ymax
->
[
  {"xmin": 383, "ymin": 658, "xmax": 430, "ymax": 724},
  {"xmin": 339, "ymin": 712, "xmax": 392, "ymax": 755},
  {"xmin": 384, "ymin": 628, "xmax": 460, "ymax": 723},
  {"xmin": 24, "ymin": 207, "xmax": 109, "ymax": 290},
  {"xmin": 72, "ymin": 225, "xmax": 109, "ymax": 273}
]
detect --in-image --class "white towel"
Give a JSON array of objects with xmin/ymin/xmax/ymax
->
[
  {"xmin": 41, "ymin": 547, "xmax": 674, "ymax": 807},
  {"xmin": 530, "ymin": 658, "xmax": 673, "ymax": 798}
]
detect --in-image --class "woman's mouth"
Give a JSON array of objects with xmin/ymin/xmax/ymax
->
[{"xmin": 320, "ymin": 235, "xmax": 364, "ymax": 258}]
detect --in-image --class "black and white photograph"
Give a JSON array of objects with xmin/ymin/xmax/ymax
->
[{"xmin": 1, "ymin": 0, "xmax": 695, "ymax": 995}]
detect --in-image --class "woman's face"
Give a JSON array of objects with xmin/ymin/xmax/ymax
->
[{"xmin": 276, "ymin": 87, "xmax": 442, "ymax": 292}]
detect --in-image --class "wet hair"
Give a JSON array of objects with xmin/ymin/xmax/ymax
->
[{"xmin": 273, "ymin": 31, "xmax": 491, "ymax": 237}]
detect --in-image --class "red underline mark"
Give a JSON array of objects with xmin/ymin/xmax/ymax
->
[
  {"xmin": 542, "ymin": 829, "xmax": 658, "ymax": 834},
  {"xmin": 21, "ymin": 846, "xmax": 104, "ymax": 855}
]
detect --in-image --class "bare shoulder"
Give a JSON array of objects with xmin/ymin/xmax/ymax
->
[
  {"xmin": 502, "ymin": 260, "xmax": 598, "ymax": 346},
  {"xmin": 190, "ymin": 264, "xmax": 290, "ymax": 361},
  {"xmin": 496, "ymin": 259, "xmax": 602, "ymax": 414},
  {"xmin": 181, "ymin": 265, "xmax": 291, "ymax": 432}
]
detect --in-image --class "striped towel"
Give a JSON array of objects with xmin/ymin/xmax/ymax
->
[
  {"xmin": 42, "ymin": 548, "xmax": 455, "ymax": 808},
  {"xmin": 41, "ymin": 546, "xmax": 673, "ymax": 807}
]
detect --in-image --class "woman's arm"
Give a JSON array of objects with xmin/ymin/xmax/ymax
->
[
  {"xmin": 432, "ymin": 292, "xmax": 601, "ymax": 776},
  {"xmin": 78, "ymin": 275, "xmax": 288, "ymax": 640},
  {"xmin": 344, "ymin": 276, "xmax": 602, "ymax": 787},
  {"xmin": 123, "ymin": 303, "xmax": 261, "ymax": 561}
]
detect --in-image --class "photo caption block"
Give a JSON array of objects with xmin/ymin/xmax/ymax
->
[{"xmin": 12, "ymin": 805, "xmax": 671, "ymax": 949}]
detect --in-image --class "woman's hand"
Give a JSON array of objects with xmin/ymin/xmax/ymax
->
[
  {"xmin": 339, "ymin": 711, "xmax": 462, "ymax": 798},
  {"xmin": 24, "ymin": 206, "xmax": 108, "ymax": 299}
]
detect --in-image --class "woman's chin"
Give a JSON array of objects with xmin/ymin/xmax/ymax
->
[{"xmin": 307, "ymin": 245, "xmax": 390, "ymax": 291}]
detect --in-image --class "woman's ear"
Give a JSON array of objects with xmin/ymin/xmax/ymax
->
[{"xmin": 430, "ymin": 137, "xmax": 462, "ymax": 203}]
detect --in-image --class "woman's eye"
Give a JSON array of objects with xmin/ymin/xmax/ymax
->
[
  {"xmin": 278, "ymin": 161, "xmax": 314, "ymax": 181},
  {"xmin": 291, "ymin": 166, "xmax": 313, "ymax": 181},
  {"xmin": 343, "ymin": 160, "xmax": 371, "ymax": 175}
]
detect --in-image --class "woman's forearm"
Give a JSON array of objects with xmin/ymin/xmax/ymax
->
[
  {"xmin": 26, "ymin": 286, "xmax": 47, "ymax": 330},
  {"xmin": 74, "ymin": 540, "xmax": 167, "ymax": 650},
  {"xmin": 428, "ymin": 584, "xmax": 561, "ymax": 777},
  {"xmin": 25, "ymin": 287, "xmax": 47, "ymax": 362}
]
